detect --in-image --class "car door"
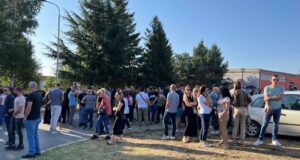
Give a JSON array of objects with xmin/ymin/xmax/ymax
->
[{"xmin": 279, "ymin": 94, "xmax": 300, "ymax": 136}]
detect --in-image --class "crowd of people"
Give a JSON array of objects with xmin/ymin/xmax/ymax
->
[{"xmin": 0, "ymin": 74, "xmax": 285, "ymax": 158}]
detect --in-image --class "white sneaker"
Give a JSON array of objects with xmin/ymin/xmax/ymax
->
[
  {"xmin": 161, "ymin": 135, "xmax": 170, "ymax": 140},
  {"xmin": 272, "ymin": 140, "xmax": 282, "ymax": 146},
  {"xmin": 170, "ymin": 136, "xmax": 176, "ymax": 140},
  {"xmin": 254, "ymin": 139, "xmax": 263, "ymax": 146}
]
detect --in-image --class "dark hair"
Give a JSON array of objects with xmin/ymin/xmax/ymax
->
[
  {"xmin": 139, "ymin": 87, "xmax": 145, "ymax": 92},
  {"xmin": 234, "ymin": 81, "xmax": 242, "ymax": 90},
  {"xmin": 219, "ymin": 86, "xmax": 231, "ymax": 99},
  {"xmin": 87, "ymin": 86, "xmax": 93, "ymax": 90},
  {"xmin": 199, "ymin": 85, "xmax": 207, "ymax": 96},
  {"xmin": 56, "ymin": 83, "xmax": 61, "ymax": 87},
  {"xmin": 272, "ymin": 74, "xmax": 279, "ymax": 78},
  {"xmin": 6, "ymin": 87, "xmax": 14, "ymax": 93},
  {"xmin": 0, "ymin": 89, "xmax": 3, "ymax": 94},
  {"xmin": 15, "ymin": 87, "xmax": 23, "ymax": 93}
]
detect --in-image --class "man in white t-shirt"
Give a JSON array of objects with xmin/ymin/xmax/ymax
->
[
  {"xmin": 136, "ymin": 88, "xmax": 150, "ymax": 128},
  {"xmin": 5, "ymin": 87, "xmax": 25, "ymax": 150}
]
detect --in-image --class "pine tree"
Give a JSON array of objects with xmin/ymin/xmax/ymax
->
[
  {"xmin": 140, "ymin": 16, "xmax": 174, "ymax": 87},
  {"xmin": 46, "ymin": 0, "xmax": 141, "ymax": 87}
]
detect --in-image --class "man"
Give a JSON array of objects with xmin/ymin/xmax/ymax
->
[
  {"xmin": 78, "ymin": 88, "xmax": 87, "ymax": 127},
  {"xmin": 82, "ymin": 87, "xmax": 96, "ymax": 130},
  {"xmin": 148, "ymin": 87, "xmax": 158, "ymax": 124},
  {"xmin": 0, "ymin": 89, "xmax": 6, "ymax": 126},
  {"xmin": 48, "ymin": 83, "xmax": 64, "ymax": 132},
  {"xmin": 22, "ymin": 81, "xmax": 43, "ymax": 159},
  {"xmin": 136, "ymin": 87, "xmax": 150, "ymax": 128},
  {"xmin": 5, "ymin": 87, "xmax": 25, "ymax": 150},
  {"xmin": 68, "ymin": 86, "xmax": 77, "ymax": 128},
  {"xmin": 210, "ymin": 87, "xmax": 220, "ymax": 135},
  {"xmin": 92, "ymin": 88, "xmax": 112, "ymax": 139},
  {"xmin": 175, "ymin": 85, "xmax": 183, "ymax": 133},
  {"xmin": 3, "ymin": 87, "xmax": 15, "ymax": 145},
  {"xmin": 162, "ymin": 84, "xmax": 179, "ymax": 140},
  {"xmin": 254, "ymin": 74, "xmax": 285, "ymax": 146}
]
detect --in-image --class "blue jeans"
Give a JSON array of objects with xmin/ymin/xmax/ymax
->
[
  {"xmin": 79, "ymin": 106, "xmax": 85, "ymax": 124},
  {"xmin": 96, "ymin": 114, "xmax": 109, "ymax": 134},
  {"xmin": 0, "ymin": 105, "xmax": 4, "ymax": 125},
  {"xmin": 4, "ymin": 115, "xmax": 11, "ymax": 132},
  {"xmin": 163, "ymin": 112, "xmax": 176, "ymax": 136},
  {"xmin": 24, "ymin": 118, "xmax": 41, "ymax": 155},
  {"xmin": 84, "ymin": 109, "xmax": 94, "ymax": 129},
  {"xmin": 258, "ymin": 109, "xmax": 281, "ymax": 141},
  {"xmin": 200, "ymin": 114, "xmax": 211, "ymax": 141}
]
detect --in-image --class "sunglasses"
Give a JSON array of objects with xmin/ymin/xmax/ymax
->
[
  {"xmin": 185, "ymin": 89, "xmax": 191, "ymax": 91},
  {"xmin": 272, "ymin": 79, "xmax": 279, "ymax": 82}
]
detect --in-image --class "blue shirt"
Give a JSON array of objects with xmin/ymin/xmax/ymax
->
[
  {"xmin": 264, "ymin": 85, "xmax": 285, "ymax": 110},
  {"xmin": 49, "ymin": 88, "xmax": 63, "ymax": 106},
  {"xmin": 210, "ymin": 92, "xmax": 220, "ymax": 109},
  {"xmin": 68, "ymin": 91, "xmax": 77, "ymax": 106}
]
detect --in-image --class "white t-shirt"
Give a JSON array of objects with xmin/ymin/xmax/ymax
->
[
  {"xmin": 123, "ymin": 98, "xmax": 129, "ymax": 114},
  {"xmin": 0, "ymin": 94, "xmax": 6, "ymax": 105},
  {"xmin": 128, "ymin": 96, "xmax": 133, "ymax": 106},
  {"xmin": 198, "ymin": 95, "xmax": 211, "ymax": 114},
  {"xmin": 14, "ymin": 95, "xmax": 26, "ymax": 118},
  {"xmin": 136, "ymin": 92, "xmax": 149, "ymax": 109}
]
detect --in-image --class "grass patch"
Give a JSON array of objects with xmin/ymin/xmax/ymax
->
[{"xmin": 37, "ymin": 130, "xmax": 300, "ymax": 160}]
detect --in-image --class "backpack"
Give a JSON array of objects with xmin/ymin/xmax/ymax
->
[{"xmin": 233, "ymin": 90, "xmax": 252, "ymax": 107}]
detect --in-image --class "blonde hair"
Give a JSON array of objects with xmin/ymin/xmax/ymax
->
[
  {"xmin": 212, "ymin": 87, "xmax": 219, "ymax": 93},
  {"xmin": 170, "ymin": 84, "xmax": 176, "ymax": 91},
  {"xmin": 97, "ymin": 88, "xmax": 106, "ymax": 95}
]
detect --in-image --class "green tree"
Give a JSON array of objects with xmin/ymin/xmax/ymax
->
[
  {"xmin": 173, "ymin": 53, "xmax": 193, "ymax": 84},
  {"xmin": 44, "ymin": 76, "xmax": 55, "ymax": 90},
  {"xmin": 139, "ymin": 16, "xmax": 174, "ymax": 87},
  {"xmin": 46, "ymin": 0, "xmax": 141, "ymax": 87}
]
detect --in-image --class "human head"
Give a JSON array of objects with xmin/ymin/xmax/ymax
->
[
  {"xmin": 29, "ymin": 81, "xmax": 38, "ymax": 91},
  {"xmin": 0, "ymin": 89, "xmax": 4, "ymax": 95},
  {"xmin": 170, "ymin": 84, "xmax": 176, "ymax": 92},
  {"xmin": 15, "ymin": 87, "xmax": 23, "ymax": 96},
  {"xmin": 114, "ymin": 89, "xmax": 123, "ymax": 101},
  {"xmin": 192, "ymin": 86, "xmax": 200, "ymax": 98},
  {"xmin": 4, "ymin": 87, "xmax": 14, "ymax": 95},
  {"xmin": 199, "ymin": 85, "xmax": 208, "ymax": 96},
  {"xmin": 97, "ymin": 88, "xmax": 106, "ymax": 98},
  {"xmin": 56, "ymin": 83, "xmax": 61, "ymax": 88},
  {"xmin": 234, "ymin": 81, "xmax": 242, "ymax": 90},
  {"xmin": 184, "ymin": 85, "xmax": 192, "ymax": 96},
  {"xmin": 139, "ymin": 87, "xmax": 145, "ymax": 92},
  {"xmin": 87, "ymin": 87, "xmax": 93, "ymax": 94},
  {"xmin": 212, "ymin": 87, "xmax": 219, "ymax": 94},
  {"xmin": 271, "ymin": 74, "xmax": 279, "ymax": 86},
  {"xmin": 219, "ymin": 86, "xmax": 231, "ymax": 99}
]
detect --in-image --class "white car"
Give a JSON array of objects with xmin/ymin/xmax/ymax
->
[{"xmin": 246, "ymin": 91, "xmax": 300, "ymax": 137}]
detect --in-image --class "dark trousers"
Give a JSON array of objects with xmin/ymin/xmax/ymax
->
[
  {"xmin": 0, "ymin": 105, "xmax": 4, "ymax": 125},
  {"xmin": 9, "ymin": 118, "xmax": 23, "ymax": 146},
  {"xmin": 84, "ymin": 109, "xmax": 94, "ymax": 129},
  {"xmin": 5, "ymin": 115, "xmax": 11, "ymax": 132},
  {"xmin": 61, "ymin": 104, "xmax": 70, "ymax": 124},
  {"xmin": 129, "ymin": 105, "xmax": 134, "ymax": 122},
  {"xmin": 227, "ymin": 107, "xmax": 233, "ymax": 129},
  {"xmin": 157, "ymin": 106, "xmax": 165, "ymax": 123},
  {"xmin": 211, "ymin": 108, "xmax": 219, "ymax": 131},
  {"xmin": 200, "ymin": 114, "xmax": 210, "ymax": 141},
  {"xmin": 124, "ymin": 113, "xmax": 131, "ymax": 128},
  {"xmin": 163, "ymin": 112, "xmax": 176, "ymax": 136}
]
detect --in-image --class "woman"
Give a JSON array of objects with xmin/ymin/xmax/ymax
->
[
  {"xmin": 43, "ymin": 89, "xmax": 51, "ymax": 125},
  {"xmin": 107, "ymin": 91, "xmax": 126, "ymax": 145},
  {"xmin": 197, "ymin": 85, "xmax": 212, "ymax": 147},
  {"xmin": 182, "ymin": 85, "xmax": 198, "ymax": 143},
  {"xmin": 217, "ymin": 87, "xmax": 231, "ymax": 147}
]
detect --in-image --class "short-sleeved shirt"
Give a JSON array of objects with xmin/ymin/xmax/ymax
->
[
  {"xmin": 264, "ymin": 85, "xmax": 285, "ymax": 110},
  {"xmin": 68, "ymin": 91, "xmax": 77, "ymax": 106},
  {"xmin": 166, "ymin": 91, "xmax": 179, "ymax": 113},
  {"xmin": 198, "ymin": 95, "xmax": 211, "ymax": 114},
  {"xmin": 176, "ymin": 90, "xmax": 184, "ymax": 108},
  {"xmin": 123, "ymin": 98, "xmax": 129, "ymax": 114},
  {"xmin": 0, "ymin": 94, "xmax": 6, "ymax": 105},
  {"xmin": 26, "ymin": 91, "xmax": 43, "ymax": 120},
  {"xmin": 97, "ymin": 94, "xmax": 112, "ymax": 115},
  {"xmin": 149, "ymin": 91, "xmax": 158, "ymax": 104},
  {"xmin": 217, "ymin": 97, "xmax": 230, "ymax": 114},
  {"xmin": 78, "ymin": 92, "xmax": 86, "ymax": 106},
  {"xmin": 14, "ymin": 95, "xmax": 26, "ymax": 118},
  {"xmin": 136, "ymin": 92, "xmax": 149, "ymax": 109},
  {"xmin": 49, "ymin": 88, "xmax": 63, "ymax": 106},
  {"xmin": 83, "ymin": 94, "xmax": 96, "ymax": 109}
]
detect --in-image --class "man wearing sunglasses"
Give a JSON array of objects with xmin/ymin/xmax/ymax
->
[{"xmin": 254, "ymin": 74, "xmax": 284, "ymax": 146}]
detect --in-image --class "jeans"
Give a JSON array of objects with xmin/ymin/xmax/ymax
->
[
  {"xmin": 149, "ymin": 104, "xmax": 158, "ymax": 123},
  {"xmin": 50, "ymin": 105, "xmax": 62, "ymax": 130},
  {"xmin": 258, "ymin": 109, "xmax": 281, "ymax": 141},
  {"xmin": 138, "ymin": 108, "xmax": 149, "ymax": 127},
  {"xmin": 24, "ymin": 118, "xmax": 41, "ymax": 155},
  {"xmin": 157, "ymin": 106, "xmax": 165, "ymax": 123},
  {"xmin": 211, "ymin": 108, "xmax": 219, "ymax": 131},
  {"xmin": 84, "ymin": 109, "xmax": 94, "ymax": 129},
  {"xmin": 129, "ymin": 105, "xmax": 134, "ymax": 122},
  {"xmin": 232, "ymin": 107, "xmax": 247, "ymax": 141},
  {"xmin": 163, "ymin": 112, "xmax": 176, "ymax": 136},
  {"xmin": 68, "ymin": 105, "xmax": 76, "ymax": 126},
  {"xmin": 9, "ymin": 118, "xmax": 24, "ymax": 146},
  {"xmin": 79, "ymin": 106, "xmax": 85, "ymax": 125},
  {"xmin": 5, "ymin": 115, "xmax": 11, "ymax": 132},
  {"xmin": 0, "ymin": 105, "xmax": 4, "ymax": 125},
  {"xmin": 96, "ymin": 114, "xmax": 109, "ymax": 134},
  {"xmin": 199, "ymin": 114, "xmax": 210, "ymax": 141}
]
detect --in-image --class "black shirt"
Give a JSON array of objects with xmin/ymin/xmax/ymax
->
[
  {"xmin": 4, "ymin": 94, "xmax": 15, "ymax": 116},
  {"xmin": 26, "ymin": 91, "xmax": 43, "ymax": 120},
  {"xmin": 78, "ymin": 93, "xmax": 87, "ymax": 106},
  {"xmin": 176, "ymin": 90, "xmax": 183, "ymax": 108},
  {"xmin": 149, "ymin": 91, "xmax": 158, "ymax": 104}
]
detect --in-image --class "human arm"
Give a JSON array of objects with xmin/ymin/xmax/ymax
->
[
  {"xmin": 24, "ymin": 101, "xmax": 32, "ymax": 119},
  {"xmin": 113, "ymin": 101, "xmax": 123, "ymax": 111},
  {"xmin": 183, "ymin": 95, "xmax": 196, "ymax": 107},
  {"xmin": 220, "ymin": 98, "xmax": 230, "ymax": 118}
]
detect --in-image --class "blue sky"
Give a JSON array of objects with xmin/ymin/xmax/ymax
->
[{"xmin": 32, "ymin": 0, "xmax": 300, "ymax": 76}]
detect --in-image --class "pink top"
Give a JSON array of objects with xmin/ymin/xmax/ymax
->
[{"xmin": 97, "ymin": 94, "xmax": 112, "ymax": 116}]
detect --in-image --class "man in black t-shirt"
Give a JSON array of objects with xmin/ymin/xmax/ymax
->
[
  {"xmin": 176, "ymin": 85, "xmax": 184, "ymax": 133},
  {"xmin": 78, "ymin": 89, "xmax": 87, "ymax": 127},
  {"xmin": 22, "ymin": 81, "xmax": 43, "ymax": 159}
]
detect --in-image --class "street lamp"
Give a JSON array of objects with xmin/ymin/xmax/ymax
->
[
  {"xmin": 41, "ymin": 0, "xmax": 61, "ymax": 84},
  {"xmin": 241, "ymin": 68, "xmax": 245, "ymax": 81}
]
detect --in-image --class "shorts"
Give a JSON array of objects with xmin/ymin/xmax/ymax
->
[
  {"xmin": 176, "ymin": 107, "xmax": 183, "ymax": 118},
  {"xmin": 149, "ymin": 104, "xmax": 158, "ymax": 113}
]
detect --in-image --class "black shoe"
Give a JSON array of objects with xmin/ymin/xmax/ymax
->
[
  {"xmin": 21, "ymin": 154, "xmax": 35, "ymax": 159},
  {"xmin": 14, "ymin": 145, "xmax": 24, "ymax": 150},
  {"xmin": 105, "ymin": 135, "xmax": 111, "ymax": 140},
  {"xmin": 90, "ymin": 135, "xmax": 99, "ymax": 140},
  {"xmin": 98, "ymin": 132, "xmax": 106, "ymax": 136},
  {"xmin": 4, "ymin": 141, "xmax": 10, "ymax": 146},
  {"xmin": 5, "ymin": 145, "xmax": 16, "ymax": 150},
  {"xmin": 35, "ymin": 153, "xmax": 41, "ymax": 156}
]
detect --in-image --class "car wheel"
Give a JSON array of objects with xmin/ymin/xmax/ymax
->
[{"xmin": 246, "ymin": 121, "xmax": 261, "ymax": 137}]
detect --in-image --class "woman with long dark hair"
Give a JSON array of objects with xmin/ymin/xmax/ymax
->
[
  {"xmin": 197, "ymin": 85, "xmax": 212, "ymax": 147},
  {"xmin": 217, "ymin": 87, "xmax": 231, "ymax": 147},
  {"xmin": 107, "ymin": 90, "xmax": 126, "ymax": 145},
  {"xmin": 182, "ymin": 85, "xmax": 198, "ymax": 143}
]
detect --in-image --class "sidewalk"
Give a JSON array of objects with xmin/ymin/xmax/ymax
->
[{"xmin": 0, "ymin": 113, "xmax": 163, "ymax": 160}]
